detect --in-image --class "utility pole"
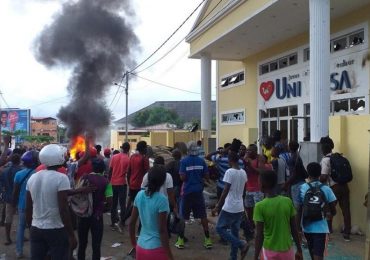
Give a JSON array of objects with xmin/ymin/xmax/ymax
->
[{"xmin": 125, "ymin": 71, "xmax": 129, "ymax": 142}]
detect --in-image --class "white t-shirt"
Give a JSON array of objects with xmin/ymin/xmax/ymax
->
[
  {"xmin": 141, "ymin": 172, "xmax": 173, "ymax": 197},
  {"xmin": 26, "ymin": 170, "xmax": 71, "ymax": 229},
  {"xmin": 222, "ymin": 168, "xmax": 247, "ymax": 213},
  {"xmin": 320, "ymin": 153, "xmax": 337, "ymax": 187}
]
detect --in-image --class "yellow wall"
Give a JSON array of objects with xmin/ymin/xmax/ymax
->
[
  {"xmin": 329, "ymin": 115, "xmax": 370, "ymax": 235},
  {"xmin": 216, "ymin": 4, "xmax": 370, "ymax": 144}
]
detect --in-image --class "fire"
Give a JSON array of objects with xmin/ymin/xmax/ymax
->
[{"xmin": 70, "ymin": 135, "xmax": 86, "ymax": 160}]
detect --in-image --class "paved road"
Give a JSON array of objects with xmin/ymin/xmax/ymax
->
[{"xmin": 0, "ymin": 212, "xmax": 365, "ymax": 259}]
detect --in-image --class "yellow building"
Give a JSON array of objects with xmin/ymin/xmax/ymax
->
[{"xmin": 186, "ymin": 0, "xmax": 370, "ymax": 256}]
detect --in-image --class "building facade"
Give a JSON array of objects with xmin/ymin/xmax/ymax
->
[
  {"xmin": 31, "ymin": 117, "xmax": 58, "ymax": 141},
  {"xmin": 187, "ymin": 0, "xmax": 370, "ymax": 255}
]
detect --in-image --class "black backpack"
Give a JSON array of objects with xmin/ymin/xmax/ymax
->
[
  {"xmin": 328, "ymin": 153, "xmax": 353, "ymax": 184},
  {"xmin": 302, "ymin": 183, "xmax": 326, "ymax": 221}
]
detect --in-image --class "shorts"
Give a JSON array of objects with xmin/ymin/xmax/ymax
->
[
  {"xmin": 290, "ymin": 182, "xmax": 304, "ymax": 209},
  {"xmin": 5, "ymin": 203, "xmax": 14, "ymax": 224},
  {"xmin": 136, "ymin": 245, "xmax": 168, "ymax": 260},
  {"xmin": 129, "ymin": 189, "xmax": 140, "ymax": 201},
  {"xmin": 304, "ymin": 233, "xmax": 327, "ymax": 257},
  {"xmin": 244, "ymin": 191, "xmax": 264, "ymax": 208},
  {"xmin": 180, "ymin": 192, "xmax": 207, "ymax": 220},
  {"xmin": 262, "ymin": 247, "xmax": 294, "ymax": 260}
]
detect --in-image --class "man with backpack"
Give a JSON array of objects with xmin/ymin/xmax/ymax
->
[
  {"xmin": 298, "ymin": 162, "xmax": 337, "ymax": 260},
  {"xmin": 319, "ymin": 136, "xmax": 352, "ymax": 241}
]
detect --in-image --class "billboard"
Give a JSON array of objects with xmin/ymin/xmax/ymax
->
[{"xmin": 0, "ymin": 109, "xmax": 31, "ymax": 134}]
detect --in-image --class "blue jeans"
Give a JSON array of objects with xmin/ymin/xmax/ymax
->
[
  {"xmin": 16, "ymin": 208, "xmax": 26, "ymax": 255},
  {"xmin": 216, "ymin": 210, "xmax": 244, "ymax": 260}
]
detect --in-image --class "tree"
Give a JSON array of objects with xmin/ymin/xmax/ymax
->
[{"xmin": 131, "ymin": 107, "xmax": 183, "ymax": 128}]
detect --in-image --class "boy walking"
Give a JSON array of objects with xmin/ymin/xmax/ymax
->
[
  {"xmin": 253, "ymin": 170, "xmax": 302, "ymax": 260},
  {"xmin": 213, "ymin": 151, "xmax": 249, "ymax": 260},
  {"xmin": 298, "ymin": 162, "xmax": 337, "ymax": 260}
]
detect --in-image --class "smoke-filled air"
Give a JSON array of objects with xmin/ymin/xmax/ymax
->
[{"xmin": 34, "ymin": 0, "xmax": 139, "ymax": 138}]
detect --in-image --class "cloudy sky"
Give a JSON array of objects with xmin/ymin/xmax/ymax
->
[{"xmin": 0, "ymin": 0, "xmax": 215, "ymax": 122}]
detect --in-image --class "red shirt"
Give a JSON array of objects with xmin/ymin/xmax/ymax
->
[
  {"xmin": 109, "ymin": 153, "xmax": 130, "ymax": 185},
  {"xmin": 245, "ymin": 159, "xmax": 272, "ymax": 192},
  {"xmin": 75, "ymin": 160, "xmax": 93, "ymax": 181},
  {"xmin": 35, "ymin": 164, "xmax": 67, "ymax": 175},
  {"xmin": 128, "ymin": 153, "xmax": 149, "ymax": 190}
]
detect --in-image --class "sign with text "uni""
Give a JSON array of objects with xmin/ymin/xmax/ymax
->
[{"xmin": 260, "ymin": 69, "xmax": 352, "ymax": 101}]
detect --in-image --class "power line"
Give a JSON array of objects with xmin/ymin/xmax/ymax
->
[
  {"xmin": 0, "ymin": 92, "xmax": 11, "ymax": 108},
  {"xmin": 135, "ymin": 0, "xmax": 224, "ymax": 75},
  {"xmin": 109, "ymin": 74, "xmax": 126, "ymax": 107},
  {"xmin": 130, "ymin": 73, "xmax": 201, "ymax": 95},
  {"xmin": 130, "ymin": 0, "xmax": 206, "ymax": 73}
]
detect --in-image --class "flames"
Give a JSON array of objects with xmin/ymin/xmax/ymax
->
[{"xmin": 70, "ymin": 135, "xmax": 86, "ymax": 160}]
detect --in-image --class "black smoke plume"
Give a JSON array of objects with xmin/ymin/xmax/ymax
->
[{"xmin": 34, "ymin": 0, "xmax": 138, "ymax": 138}]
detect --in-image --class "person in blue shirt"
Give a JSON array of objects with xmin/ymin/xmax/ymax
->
[
  {"xmin": 13, "ymin": 150, "xmax": 39, "ymax": 259},
  {"xmin": 298, "ymin": 162, "xmax": 337, "ymax": 260},
  {"xmin": 129, "ymin": 164, "xmax": 173, "ymax": 260},
  {"xmin": 176, "ymin": 141, "xmax": 212, "ymax": 250}
]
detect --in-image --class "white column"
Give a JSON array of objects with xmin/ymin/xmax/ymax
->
[
  {"xmin": 201, "ymin": 54, "xmax": 212, "ymax": 131},
  {"xmin": 309, "ymin": 0, "xmax": 330, "ymax": 142}
]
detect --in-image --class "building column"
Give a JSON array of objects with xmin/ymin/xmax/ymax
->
[
  {"xmin": 201, "ymin": 54, "xmax": 212, "ymax": 131},
  {"xmin": 309, "ymin": 0, "xmax": 330, "ymax": 142}
]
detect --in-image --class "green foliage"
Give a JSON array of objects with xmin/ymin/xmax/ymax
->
[{"xmin": 132, "ymin": 107, "xmax": 183, "ymax": 128}]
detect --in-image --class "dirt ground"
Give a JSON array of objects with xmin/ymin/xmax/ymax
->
[{"xmin": 0, "ymin": 211, "xmax": 366, "ymax": 260}]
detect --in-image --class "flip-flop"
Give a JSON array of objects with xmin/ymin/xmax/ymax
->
[{"xmin": 240, "ymin": 241, "xmax": 250, "ymax": 260}]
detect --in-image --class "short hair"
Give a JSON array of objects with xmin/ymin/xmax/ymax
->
[
  {"xmin": 320, "ymin": 136, "xmax": 334, "ymax": 150},
  {"xmin": 259, "ymin": 170, "xmax": 277, "ymax": 190},
  {"xmin": 289, "ymin": 140, "xmax": 299, "ymax": 152},
  {"xmin": 113, "ymin": 150, "xmax": 120, "ymax": 155},
  {"xmin": 197, "ymin": 140, "xmax": 202, "ymax": 146},
  {"xmin": 95, "ymin": 145, "xmax": 102, "ymax": 153},
  {"xmin": 307, "ymin": 162, "xmax": 321, "ymax": 178},
  {"xmin": 10, "ymin": 153, "xmax": 21, "ymax": 165},
  {"xmin": 321, "ymin": 143, "xmax": 332, "ymax": 155},
  {"xmin": 121, "ymin": 142, "xmax": 130, "ymax": 152},
  {"xmin": 136, "ymin": 141, "xmax": 147, "ymax": 153},
  {"xmin": 248, "ymin": 144, "xmax": 257, "ymax": 153},
  {"xmin": 223, "ymin": 143, "xmax": 231, "ymax": 149},
  {"xmin": 154, "ymin": 156, "xmax": 165, "ymax": 165},
  {"xmin": 228, "ymin": 151, "xmax": 239, "ymax": 163},
  {"xmin": 172, "ymin": 149, "xmax": 181, "ymax": 160},
  {"xmin": 92, "ymin": 158, "xmax": 105, "ymax": 173}
]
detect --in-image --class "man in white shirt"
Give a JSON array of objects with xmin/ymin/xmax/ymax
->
[
  {"xmin": 319, "ymin": 136, "xmax": 352, "ymax": 242},
  {"xmin": 26, "ymin": 144, "xmax": 76, "ymax": 260},
  {"xmin": 213, "ymin": 151, "xmax": 249, "ymax": 260}
]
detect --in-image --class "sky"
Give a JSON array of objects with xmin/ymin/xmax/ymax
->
[{"xmin": 0, "ymin": 0, "xmax": 216, "ymax": 123}]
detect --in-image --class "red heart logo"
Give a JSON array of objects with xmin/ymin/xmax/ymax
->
[{"xmin": 260, "ymin": 81, "xmax": 275, "ymax": 101}]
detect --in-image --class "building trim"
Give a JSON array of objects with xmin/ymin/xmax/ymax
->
[{"xmin": 186, "ymin": 0, "xmax": 248, "ymax": 42}]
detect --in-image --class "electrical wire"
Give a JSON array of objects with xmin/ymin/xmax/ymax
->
[
  {"xmin": 0, "ymin": 92, "xmax": 11, "ymax": 108},
  {"xmin": 109, "ymin": 74, "xmax": 126, "ymax": 107},
  {"xmin": 130, "ymin": 73, "xmax": 201, "ymax": 95},
  {"xmin": 130, "ymin": 0, "xmax": 206, "ymax": 73},
  {"xmin": 134, "ymin": 0, "xmax": 224, "ymax": 75}
]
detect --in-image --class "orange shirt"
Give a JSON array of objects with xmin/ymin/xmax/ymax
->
[{"xmin": 109, "ymin": 153, "xmax": 130, "ymax": 185}]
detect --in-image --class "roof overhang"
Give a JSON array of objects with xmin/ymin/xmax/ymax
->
[{"xmin": 187, "ymin": 0, "xmax": 370, "ymax": 60}]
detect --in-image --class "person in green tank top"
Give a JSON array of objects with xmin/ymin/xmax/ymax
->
[{"xmin": 253, "ymin": 170, "xmax": 302, "ymax": 260}]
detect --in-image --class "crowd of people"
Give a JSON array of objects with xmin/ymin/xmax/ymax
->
[{"xmin": 0, "ymin": 131, "xmax": 356, "ymax": 260}]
